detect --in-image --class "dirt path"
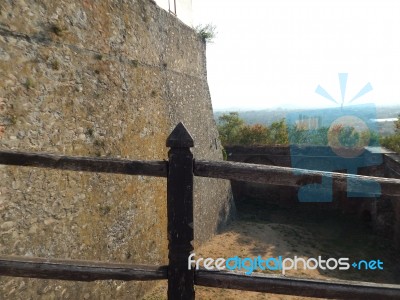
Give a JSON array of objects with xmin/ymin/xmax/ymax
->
[
  {"xmin": 144, "ymin": 205, "xmax": 399, "ymax": 299},
  {"xmin": 144, "ymin": 221, "xmax": 325, "ymax": 300}
]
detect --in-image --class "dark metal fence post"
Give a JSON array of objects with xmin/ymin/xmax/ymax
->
[{"xmin": 166, "ymin": 122, "xmax": 195, "ymax": 300}]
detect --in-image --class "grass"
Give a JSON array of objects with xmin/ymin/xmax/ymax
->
[{"xmin": 195, "ymin": 24, "xmax": 217, "ymax": 43}]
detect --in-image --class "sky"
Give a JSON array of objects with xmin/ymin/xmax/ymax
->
[{"xmin": 192, "ymin": 0, "xmax": 400, "ymax": 111}]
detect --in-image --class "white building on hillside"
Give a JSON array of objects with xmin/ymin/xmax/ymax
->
[{"xmin": 154, "ymin": 0, "xmax": 192, "ymax": 26}]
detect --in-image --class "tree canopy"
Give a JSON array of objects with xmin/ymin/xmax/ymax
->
[
  {"xmin": 217, "ymin": 113, "xmax": 289, "ymax": 146},
  {"xmin": 217, "ymin": 112, "xmax": 383, "ymax": 149}
]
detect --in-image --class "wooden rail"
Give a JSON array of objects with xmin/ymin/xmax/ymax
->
[
  {"xmin": 195, "ymin": 270, "xmax": 400, "ymax": 300},
  {"xmin": 2, "ymin": 256, "xmax": 399, "ymax": 300},
  {"xmin": 1, "ymin": 122, "xmax": 400, "ymax": 299},
  {"xmin": 194, "ymin": 159, "xmax": 400, "ymax": 196},
  {"xmin": 0, "ymin": 256, "xmax": 167, "ymax": 281},
  {"xmin": 0, "ymin": 150, "xmax": 167, "ymax": 177},
  {"xmin": 1, "ymin": 257, "xmax": 400, "ymax": 299}
]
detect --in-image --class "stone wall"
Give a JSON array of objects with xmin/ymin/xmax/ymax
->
[
  {"xmin": 0, "ymin": 0, "xmax": 233, "ymax": 299},
  {"xmin": 226, "ymin": 146, "xmax": 298, "ymax": 208},
  {"xmin": 384, "ymin": 154, "xmax": 400, "ymax": 249},
  {"xmin": 226, "ymin": 145, "xmax": 400, "ymax": 249}
]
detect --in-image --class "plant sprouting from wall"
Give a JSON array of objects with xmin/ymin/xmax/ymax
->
[{"xmin": 195, "ymin": 23, "xmax": 217, "ymax": 43}]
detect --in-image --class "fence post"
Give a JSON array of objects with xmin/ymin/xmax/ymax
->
[{"xmin": 166, "ymin": 122, "xmax": 195, "ymax": 300}]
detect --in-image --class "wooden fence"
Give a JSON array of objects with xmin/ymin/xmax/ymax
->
[{"xmin": 1, "ymin": 122, "xmax": 400, "ymax": 299}]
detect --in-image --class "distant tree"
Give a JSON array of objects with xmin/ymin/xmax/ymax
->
[
  {"xmin": 217, "ymin": 112, "xmax": 245, "ymax": 145},
  {"xmin": 238, "ymin": 124, "xmax": 269, "ymax": 145},
  {"xmin": 339, "ymin": 126, "xmax": 360, "ymax": 147},
  {"xmin": 216, "ymin": 111, "xmax": 399, "ymax": 153},
  {"xmin": 288, "ymin": 125, "xmax": 328, "ymax": 146},
  {"xmin": 380, "ymin": 114, "xmax": 400, "ymax": 153},
  {"xmin": 395, "ymin": 114, "xmax": 400, "ymax": 133},
  {"xmin": 267, "ymin": 119, "xmax": 289, "ymax": 145},
  {"xmin": 313, "ymin": 127, "xmax": 329, "ymax": 145},
  {"xmin": 368, "ymin": 131, "xmax": 380, "ymax": 146},
  {"xmin": 381, "ymin": 134, "xmax": 400, "ymax": 153}
]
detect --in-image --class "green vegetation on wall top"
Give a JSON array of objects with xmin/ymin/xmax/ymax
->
[{"xmin": 195, "ymin": 24, "xmax": 217, "ymax": 43}]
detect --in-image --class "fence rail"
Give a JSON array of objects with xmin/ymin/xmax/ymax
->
[
  {"xmin": 1, "ymin": 256, "xmax": 399, "ymax": 300},
  {"xmin": 0, "ymin": 150, "xmax": 167, "ymax": 177},
  {"xmin": 1, "ymin": 122, "xmax": 400, "ymax": 299},
  {"xmin": 195, "ymin": 270, "xmax": 400, "ymax": 300},
  {"xmin": 0, "ymin": 256, "xmax": 167, "ymax": 281},
  {"xmin": 195, "ymin": 159, "xmax": 400, "ymax": 196},
  {"xmin": 2, "ymin": 151, "xmax": 399, "ymax": 195}
]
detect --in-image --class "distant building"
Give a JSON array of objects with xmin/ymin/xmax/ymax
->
[
  {"xmin": 154, "ymin": 0, "xmax": 193, "ymax": 26},
  {"xmin": 370, "ymin": 118, "xmax": 398, "ymax": 136},
  {"xmin": 296, "ymin": 114, "xmax": 321, "ymax": 130}
]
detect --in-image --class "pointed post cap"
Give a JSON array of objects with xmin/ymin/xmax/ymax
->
[{"xmin": 166, "ymin": 122, "xmax": 194, "ymax": 148}]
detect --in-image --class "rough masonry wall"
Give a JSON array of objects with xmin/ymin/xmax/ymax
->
[
  {"xmin": 384, "ymin": 154, "xmax": 400, "ymax": 249},
  {"xmin": 0, "ymin": 0, "xmax": 233, "ymax": 298}
]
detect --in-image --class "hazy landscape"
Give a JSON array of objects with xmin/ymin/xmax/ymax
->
[{"xmin": 214, "ymin": 105, "xmax": 400, "ymax": 136}]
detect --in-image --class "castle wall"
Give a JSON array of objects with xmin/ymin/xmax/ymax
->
[
  {"xmin": 384, "ymin": 154, "xmax": 400, "ymax": 249},
  {"xmin": 0, "ymin": 0, "xmax": 233, "ymax": 298},
  {"xmin": 226, "ymin": 145, "xmax": 400, "ymax": 249}
]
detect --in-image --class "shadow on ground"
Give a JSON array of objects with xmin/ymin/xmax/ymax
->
[
  {"xmin": 235, "ymin": 196, "xmax": 400, "ymax": 284},
  {"xmin": 143, "ymin": 197, "xmax": 400, "ymax": 299}
]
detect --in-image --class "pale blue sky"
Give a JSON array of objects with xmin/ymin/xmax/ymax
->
[{"xmin": 192, "ymin": 0, "xmax": 400, "ymax": 110}]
